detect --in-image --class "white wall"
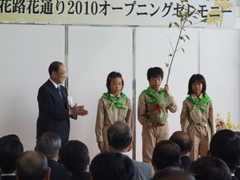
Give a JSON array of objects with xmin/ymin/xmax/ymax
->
[{"xmin": 0, "ymin": 24, "xmax": 239, "ymax": 162}]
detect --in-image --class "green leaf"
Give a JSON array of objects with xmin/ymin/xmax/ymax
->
[
  {"xmin": 193, "ymin": 16, "xmax": 198, "ymax": 19},
  {"xmin": 185, "ymin": 35, "xmax": 190, "ymax": 40},
  {"xmin": 169, "ymin": 23, "xmax": 172, "ymax": 28},
  {"xmin": 169, "ymin": 53, "xmax": 172, "ymax": 57},
  {"xmin": 181, "ymin": 48, "xmax": 185, "ymax": 53},
  {"xmin": 165, "ymin": 63, "xmax": 169, "ymax": 68},
  {"xmin": 174, "ymin": 22, "xmax": 180, "ymax": 28},
  {"xmin": 189, "ymin": 20, "xmax": 193, "ymax": 25},
  {"xmin": 180, "ymin": 36, "xmax": 183, "ymax": 40},
  {"xmin": 201, "ymin": 19, "xmax": 207, "ymax": 23}
]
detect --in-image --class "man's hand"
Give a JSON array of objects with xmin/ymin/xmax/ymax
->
[{"xmin": 70, "ymin": 103, "xmax": 88, "ymax": 116}]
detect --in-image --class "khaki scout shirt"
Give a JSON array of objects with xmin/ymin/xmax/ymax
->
[
  {"xmin": 95, "ymin": 93, "xmax": 133, "ymax": 142},
  {"xmin": 180, "ymin": 93, "xmax": 215, "ymax": 137},
  {"xmin": 138, "ymin": 86, "xmax": 178, "ymax": 128}
]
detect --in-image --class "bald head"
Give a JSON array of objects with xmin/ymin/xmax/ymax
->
[
  {"xmin": 170, "ymin": 131, "xmax": 192, "ymax": 155},
  {"xmin": 16, "ymin": 151, "xmax": 48, "ymax": 180},
  {"xmin": 107, "ymin": 121, "xmax": 132, "ymax": 150}
]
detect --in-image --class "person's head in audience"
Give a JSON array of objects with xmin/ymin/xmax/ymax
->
[
  {"xmin": 16, "ymin": 151, "xmax": 50, "ymax": 180},
  {"xmin": 151, "ymin": 167, "xmax": 195, "ymax": 180},
  {"xmin": 209, "ymin": 129, "xmax": 240, "ymax": 173},
  {"xmin": 170, "ymin": 131, "xmax": 192, "ymax": 156},
  {"xmin": 0, "ymin": 134, "xmax": 24, "ymax": 174},
  {"xmin": 59, "ymin": 140, "xmax": 90, "ymax": 176},
  {"xmin": 189, "ymin": 156, "xmax": 232, "ymax": 180},
  {"xmin": 152, "ymin": 140, "xmax": 181, "ymax": 171},
  {"xmin": 36, "ymin": 132, "xmax": 61, "ymax": 161},
  {"xmin": 90, "ymin": 150, "xmax": 135, "ymax": 180},
  {"xmin": 107, "ymin": 121, "xmax": 132, "ymax": 152}
]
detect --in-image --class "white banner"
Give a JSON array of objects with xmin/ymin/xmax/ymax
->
[{"xmin": 0, "ymin": 0, "xmax": 236, "ymax": 27}]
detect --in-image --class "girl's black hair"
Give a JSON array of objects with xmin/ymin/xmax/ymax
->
[
  {"xmin": 106, "ymin": 71, "xmax": 124, "ymax": 92},
  {"xmin": 188, "ymin": 74, "xmax": 207, "ymax": 95},
  {"xmin": 147, "ymin": 67, "xmax": 164, "ymax": 81}
]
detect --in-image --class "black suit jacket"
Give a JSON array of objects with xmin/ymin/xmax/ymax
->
[
  {"xmin": 132, "ymin": 160, "xmax": 152, "ymax": 180},
  {"xmin": 180, "ymin": 156, "xmax": 194, "ymax": 170},
  {"xmin": 2, "ymin": 176, "xmax": 17, "ymax": 180},
  {"xmin": 37, "ymin": 80, "xmax": 73, "ymax": 144},
  {"xmin": 71, "ymin": 172, "xmax": 91, "ymax": 180},
  {"xmin": 235, "ymin": 168, "xmax": 240, "ymax": 180},
  {"xmin": 48, "ymin": 160, "xmax": 70, "ymax": 180}
]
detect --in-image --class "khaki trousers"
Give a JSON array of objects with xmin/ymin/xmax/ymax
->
[
  {"xmin": 142, "ymin": 122, "xmax": 169, "ymax": 164},
  {"xmin": 187, "ymin": 123, "xmax": 211, "ymax": 160}
]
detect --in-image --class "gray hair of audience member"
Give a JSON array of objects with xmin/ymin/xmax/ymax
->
[
  {"xmin": 107, "ymin": 121, "xmax": 132, "ymax": 150},
  {"xmin": 170, "ymin": 131, "xmax": 192, "ymax": 154},
  {"xmin": 189, "ymin": 156, "xmax": 232, "ymax": 180},
  {"xmin": 151, "ymin": 167, "xmax": 195, "ymax": 180},
  {"xmin": 36, "ymin": 132, "xmax": 61, "ymax": 160},
  {"xmin": 16, "ymin": 151, "xmax": 49, "ymax": 180},
  {"xmin": 0, "ymin": 134, "xmax": 24, "ymax": 173},
  {"xmin": 152, "ymin": 140, "xmax": 181, "ymax": 171},
  {"xmin": 90, "ymin": 150, "xmax": 134, "ymax": 180}
]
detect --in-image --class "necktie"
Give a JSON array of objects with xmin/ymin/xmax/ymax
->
[{"xmin": 57, "ymin": 86, "xmax": 63, "ymax": 98}]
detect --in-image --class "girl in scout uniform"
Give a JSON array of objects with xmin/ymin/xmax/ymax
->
[
  {"xmin": 138, "ymin": 67, "xmax": 177, "ymax": 165},
  {"xmin": 95, "ymin": 71, "xmax": 133, "ymax": 152},
  {"xmin": 180, "ymin": 74, "xmax": 215, "ymax": 160}
]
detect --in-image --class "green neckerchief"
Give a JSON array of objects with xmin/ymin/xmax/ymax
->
[
  {"xmin": 186, "ymin": 94, "xmax": 212, "ymax": 113},
  {"xmin": 102, "ymin": 92, "xmax": 127, "ymax": 111},
  {"xmin": 142, "ymin": 88, "xmax": 165, "ymax": 104}
]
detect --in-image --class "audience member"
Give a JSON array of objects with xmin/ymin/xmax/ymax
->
[
  {"xmin": 36, "ymin": 132, "xmax": 70, "ymax": 180},
  {"xmin": 107, "ymin": 121, "xmax": 152, "ymax": 180},
  {"xmin": 234, "ymin": 131, "xmax": 240, "ymax": 180},
  {"xmin": 59, "ymin": 140, "xmax": 91, "ymax": 180},
  {"xmin": 170, "ymin": 131, "xmax": 194, "ymax": 170},
  {"xmin": 0, "ymin": 134, "xmax": 24, "ymax": 180},
  {"xmin": 151, "ymin": 167, "xmax": 195, "ymax": 180},
  {"xmin": 189, "ymin": 156, "xmax": 232, "ymax": 180},
  {"xmin": 152, "ymin": 140, "xmax": 181, "ymax": 171},
  {"xmin": 90, "ymin": 150, "xmax": 134, "ymax": 180},
  {"xmin": 209, "ymin": 129, "xmax": 240, "ymax": 180},
  {"xmin": 16, "ymin": 151, "xmax": 50, "ymax": 180}
]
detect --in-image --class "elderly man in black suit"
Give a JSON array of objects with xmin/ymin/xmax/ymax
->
[
  {"xmin": 36, "ymin": 132, "xmax": 70, "ymax": 180},
  {"xmin": 36, "ymin": 61, "xmax": 88, "ymax": 144},
  {"xmin": 170, "ymin": 131, "xmax": 194, "ymax": 170},
  {"xmin": 16, "ymin": 151, "xmax": 50, "ymax": 180},
  {"xmin": 107, "ymin": 121, "xmax": 152, "ymax": 180}
]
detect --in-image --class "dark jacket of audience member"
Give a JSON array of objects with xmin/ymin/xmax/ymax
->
[
  {"xmin": 16, "ymin": 151, "xmax": 50, "ymax": 180},
  {"xmin": 170, "ymin": 131, "xmax": 194, "ymax": 170},
  {"xmin": 107, "ymin": 121, "xmax": 152, "ymax": 180},
  {"xmin": 36, "ymin": 132, "xmax": 70, "ymax": 180},
  {"xmin": 90, "ymin": 151, "xmax": 134, "ymax": 180},
  {"xmin": 209, "ymin": 129, "xmax": 240, "ymax": 179},
  {"xmin": 151, "ymin": 167, "xmax": 195, "ymax": 180},
  {"xmin": 59, "ymin": 140, "xmax": 91, "ymax": 180},
  {"xmin": 0, "ymin": 134, "xmax": 24, "ymax": 180},
  {"xmin": 189, "ymin": 156, "xmax": 232, "ymax": 180},
  {"xmin": 152, "ymin": 140, "xmax": 181, "ymax": 171}
]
